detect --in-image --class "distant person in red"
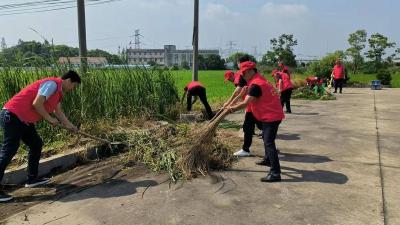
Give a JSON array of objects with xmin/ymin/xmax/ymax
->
[
  {"xmin": 227, "ymin": 61, "xmax": 285, "ymax": 182},
  {"xmin": 271, "ymin": 69, "xmax": 279, "ymax": 85},
  {"xmin": 276, "ymin": 72, "xmax": 293, "ymax": 113},
  {"xmin": 182, "ymin": 81, "xmax": 213, "ymax": 120},
  {"xmin": 331, "ymin": 59, "xmax": 346, "ymax": 93},
  {"xmin": 278, "ymin": 62, "xmax": 291, "ymax": 78}
]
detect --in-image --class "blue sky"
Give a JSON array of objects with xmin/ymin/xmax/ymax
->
[{"xmin": 0, "ymin": 0, "xmax": 399, "ymax": 59}]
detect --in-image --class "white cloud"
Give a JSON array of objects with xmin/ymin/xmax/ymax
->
[
  {"xmin": 261, "ymin": 2, "xmax": 308, "ymax": 17},
  {"xmin": 204, "ymin": 3, "xmax": 239, "ymax": 21}
]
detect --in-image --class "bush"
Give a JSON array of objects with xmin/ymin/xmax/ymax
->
[{"xmin": 376, "ymin": 70, "xmax": 392, "ymax": 85}]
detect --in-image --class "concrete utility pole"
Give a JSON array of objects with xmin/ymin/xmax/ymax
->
[
  {"xmin": 77, "ymin": 0, "xmax": 88, "ymax": 74},
  {"xmin": 192, "ymin": 0, "xmax": 199, "ymax": 81}
]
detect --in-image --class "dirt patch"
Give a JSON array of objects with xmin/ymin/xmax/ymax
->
[{"xmin": 0, "ymin": 153, "xmax": 149, "ymax": 220}]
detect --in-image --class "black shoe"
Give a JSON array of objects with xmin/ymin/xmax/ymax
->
[
  {"xmin": 25, "ymin": 177, "xmax": 50, "ymax": 188},
  {"xmin": 333, "ymin": 91, "xmax": 337, "ymax": 93},
  {"xmin": 260, "ymin": 173, "xmax": 281, "ymax": 182},
  {"xmin": 256, "ymin": 159, "xmax": 271, "ymax": 167},
  {"xmin": 0, "ymin": 190, "xmax": 13, "ymax": 202},
  {"xmin": 286, "ymin": 111, "xmax": 292, "ymax": 114}
]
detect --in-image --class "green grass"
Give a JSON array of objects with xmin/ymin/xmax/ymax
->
[{"xmin": 172, "ymin": 71, "xmax": 400, "ymax": 103}]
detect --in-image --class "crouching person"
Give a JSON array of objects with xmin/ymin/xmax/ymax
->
[
  {"xmin": 228, "ymin": 62, "xmax": 285, "ymax": 182},
  {"xmin": 182, "ymin": 81, "xmax": 213, "ymax": 120},
  {"xmin": 0, "ymin": 70, "xmax": 81, "ymax": 202}
]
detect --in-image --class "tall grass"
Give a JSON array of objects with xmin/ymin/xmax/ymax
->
[{"xmin": 0, "ymin": 66, "xmax": 179, "ymax": 146}]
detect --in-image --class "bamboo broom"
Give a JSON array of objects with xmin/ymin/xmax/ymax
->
[{"xmin": 178, "ymin": 88, "xmax": 246, "ymax": 178}]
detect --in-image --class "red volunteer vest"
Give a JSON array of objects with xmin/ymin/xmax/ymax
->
[
  {"xmin": 279, "ymin": 72, "xmax": 293, "ymax": 92},
  {"xmin": 233, "ymin": 72, "xmax": 241, "ymax": 86},
  {"xmin": 186, "ymin": 81, "xmax": 203, "ymax": 91},
  {"xmin": 244, "ymin": 73, "xmax": 267, "ymax": 113},
  {"xmin": 248, "ymin": 74, "xmax": 285, "ymax": 122},
  {"xmin": 333, "ymin": 65, "xmax": 345, "ymax": 79},
  {"xmin": 4, "ymin": 77, "xmax": 63, "ymax": 123}
]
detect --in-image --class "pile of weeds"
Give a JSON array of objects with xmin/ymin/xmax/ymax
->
[{"xmin": 292, "ymin": 87, "xmax": 336, "ymax": 101}]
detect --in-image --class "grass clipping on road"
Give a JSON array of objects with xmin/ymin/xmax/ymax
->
[
  {"xmin": 177, "ymin": 109, "xmax": 233, "ymax": 178},
  {"xmin": 117, "ymin": 120, "xmax": 237, "ymax": 182}
]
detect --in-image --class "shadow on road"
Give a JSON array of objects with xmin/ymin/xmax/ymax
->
[
  {"xmin": 277, "ymin": 133, "xmax": 301, "ymax": 141},
  {"xmin": 290, "ymin": 112, "xmax": 319, "ymax": 116},
  {"xmin": 281, "ymin": 166, "xmax": 348, "ymax": 184},
  {"xmin": 7, "ymin": 179, "xmax": 158, "ymax": 204},
  {"xmin": 279, "ymin": 152, "xmax": 332, "ymax": 164}
]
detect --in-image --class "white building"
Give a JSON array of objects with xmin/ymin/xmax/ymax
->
[{"xmin": 127, "ymin": 45, "xmax": 219, "ymax": 67}]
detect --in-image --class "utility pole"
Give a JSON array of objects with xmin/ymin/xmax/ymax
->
[
  {"xmin": 192, "ymin": 0, "xmax": 199, "ymax": 81},
  {"xmin": 134, "ymin": 29, "xmax": 141, "ymax": 49},
  {"xmin": 227, "ymin": 41, "xmax": 237, "ymax": 57},
  {"xmin": 77, "ymin": 0, "xmax": 88, "ymax": 74}
]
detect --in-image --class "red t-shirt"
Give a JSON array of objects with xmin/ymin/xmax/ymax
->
[{"xmin": 333, "ymin": 65, "xmax": 345, "ymax": 79}]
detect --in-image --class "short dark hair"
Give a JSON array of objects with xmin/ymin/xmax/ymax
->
[
  {"xmin": 238, "ymin": 55, "xmax": 251, "ymax": 63},
  {"xmin": 61, "ymin": 70, "xmax": 81, "ymax": 83}
]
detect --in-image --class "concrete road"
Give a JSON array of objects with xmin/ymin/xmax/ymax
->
[{"xmin": 3, "ymin": 88, "xmax": 399, "ymax": 225}]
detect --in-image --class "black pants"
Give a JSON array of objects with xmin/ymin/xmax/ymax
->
[
  {"xmin": 242, "ymin": 112, "xmax": 263, "ymax": 152},
  {"xmin": 0, "ymin": 110, "xmax": 43, "ymax": 183},
  {"xmin": 187, "ymin": 87, "xmax": 213, "ymax": 120},
  {"xmin": 262, "ymin": 121, "xmax": 281, "ymax": 175},
  {"xmin": 280, "ymin": 89, "xmax": 292, "ymax": 113},
  {"xmin": 334, "ymin": 79, "xmax": 344, "ymax": 93}
]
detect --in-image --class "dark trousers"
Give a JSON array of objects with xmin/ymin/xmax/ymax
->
[
  {"xmin": 262, "ymin": 121, "xmax": 281, "ymax": 175},
  {"xmin": 0, "ymin": 110, "xmax": 43, "ymax": 183},
  {"xmin": 187, "ymin": 87, "xmax": 213, "ymax": 120},
  {"xmin": 334, "ymin": 79, "xmax": 344, "ymax": 93},
  {"xmin": 242, "ymin": 112, "xmax": 262, "ymax": 152},
  {"xmin": 280, "ymin": 89, "xmax": 292, "ymax": 113}
]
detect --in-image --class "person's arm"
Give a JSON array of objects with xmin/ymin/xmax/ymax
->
[
  {"xmin": 278, "ymin": 79, "xmax": 283, "ymax": 94},
  {"xmin": 223, "ymin": 86, "xmax": 242, "ymax": 108},
  {"xmin": 227, "ymin": 95, "xmax": 255, "ymax": 113},
  {"xmin": 32, "ymin": 95, "xmax": 59, "ymax": 126},
  {"xmin": 54, "ymin": 103, "xmax": 78, "ymax": 133},
  {"xmin": 180, "ymin": 90, "xmax": 187, "ymax": 104}
]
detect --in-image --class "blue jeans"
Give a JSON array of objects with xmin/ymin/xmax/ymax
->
[
  {"xmin": 0, "ymin": 110, "xmax": 43, "ymax": 183},
  {"xmin": 262, "ymin": 121, "xmax": 281, "ymax": 175}
]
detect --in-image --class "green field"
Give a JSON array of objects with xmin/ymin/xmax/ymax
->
[{"xmin": 172, "ymin": 70, "xmax": 400, "ymax": 104}]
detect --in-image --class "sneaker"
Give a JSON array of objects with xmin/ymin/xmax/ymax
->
[
  {"xmin": 260, "ymin": 173, "xmax": 281, "ymax": 182},
  {"xmin": 233, "ymin": 149, "xmax": 251, "ymax": 157},
  {"xmin": 25, "ymin": 177, "xmax": 50, "ymax": 188},
  {"xmin": 256, "ymin": 159, "xmax": 271, "ymax": 167},
  {"xmin": 0, "ymin": 190, "xmax": 13, "ymax": 202}
]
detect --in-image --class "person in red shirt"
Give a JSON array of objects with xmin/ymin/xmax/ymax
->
[
  {"xmin": 278, "ymin": 61, "xmax": 291, "ymax": 78},
  {"xmin": 223, "ymin": 56, "xmax": 263, "ymax": 157},
  {"xmin": 182, "ymin": 81, "xmax": 213, "ymax": 120},
  {"xmin": 331, "ymin": 59, "xmax": 346, "ymax": 93},
  {"xmin": 228, "ymin": 61, "xmax": 285, "ymax": 182},
  {"xmin": 0, "ymin": 71, "xmax": 81, "ymax": 202},
  {"xmin": 276, "ymin": 71, "xmax": 294, "ymax": 113}
]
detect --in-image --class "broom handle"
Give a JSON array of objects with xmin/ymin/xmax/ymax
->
[
  {"xmin": 209, "ymin": 90, "xmax": 245, "ymax": 124},
  {"xmin": 78, "ymin": 131, "xmax": 112, "ymax": 144},
  {"xmin": 209, "ymin": 108, "xmax": 224, "ymax": 123}
]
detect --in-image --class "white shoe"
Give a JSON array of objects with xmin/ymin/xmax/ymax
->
[{"xmin": 233, "ymin": 149, "xmax": 251, "ymax": 157}]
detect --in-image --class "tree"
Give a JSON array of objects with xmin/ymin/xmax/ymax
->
[
  {"xmin": 226, "ymin": 52, "xmax": 257, "ymax": 69},
  {"xmin": 261, "ymin": 34, "xmax": 297, "ymax": 67},
  {"xmin": 346, "ymin": 30, "xmax": 367, "ymax": 74},
  {"xmin": 365, "ymin": 33, "xmax": 396, "ymax": 71},
  {"xmin": 307, "ymin": 51, "xmax": 345, "ymax": 79},
  {"xmin": 204, "ymin": 54, "xmax": 225, "ymax": 70},
  {"xmin": 1, "ymin": 37, "xmax": 7, "ymax": 51},
  {"xmin": 181, "ymin": 60, "xmax": 190, "ymax": 70}
]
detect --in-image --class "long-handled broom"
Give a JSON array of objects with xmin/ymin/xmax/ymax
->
[{"xmin": 178, "ymin": 88, "xmax": 246, "ymax": 178}]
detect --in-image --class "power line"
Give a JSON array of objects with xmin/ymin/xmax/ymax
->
[{"xmin": 0, "ymin": 0, "xmax": 122, "ymax": 16}]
